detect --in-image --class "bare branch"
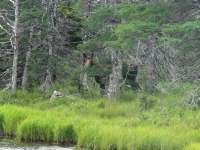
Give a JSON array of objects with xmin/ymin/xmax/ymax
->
[
  {"xmin": 0, "ymin": 24, "xmax": 9, "ymax": 33},
  {"xmin": 181, "ymin": 87, "xmax": 200, "ymax": 109},
  {"xmin": 0, "ymin": 41, "xmax": 11, "ymax": 45},
  {"xmin": 0, "ymin": 14, "xmax": 14, "ymax": 28},
  {"xmin": 1, "ymin": 68, "xmax": 12, "ymax": 78},
  {"xmin": 10, "ymin": 35, "xmax": 14, "ymax": 48},
  {"xmin": 153, "ymin": 84, "xmax": 169, "ymax": 94},
  {"xmin": 2, "ymin": 83, "xmax": 12, "ymax": 92},
  {"xmin": 8, "ymin": 0, "xmax": 15, "ymax": 5}
]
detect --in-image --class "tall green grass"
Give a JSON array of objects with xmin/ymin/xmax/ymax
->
[
  {"xmin": 184, "ymin": 143, "xmax": 200, "ymax": 150},
  {"xmin": 0, "ymin": 105, "xmax": 78, "ymax": 144},
  {"xmin": 17, "ymin": 116, "xmax": 56, "ymax": 142},
  {"xmin": 53, "ymin": 119, "xmax": 78, "ymax": 144},
  {"xmin": 77, "ymin": 121, "xmax": 198, "ymax": 150},
  {"xmin": 1, "ymin": 102, "xmax": 200, "ymax": 149},
  {"xmin": 0, "ymin": 82, "xmax": 200, "ymax": 149},
  {"xmin": 1, "ymin": 105, "xmax": 32, "ymax": 136}
]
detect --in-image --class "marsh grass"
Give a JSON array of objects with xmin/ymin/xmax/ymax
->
[
  {"xmin": 0, "ymin": 90, "xmax": 46, "ymax": 106},
  {"xmin": 53, "ymin": 122, "xmax": 77, "ymax": 144},
  {"xmin": 0, "ymin": 102, "xmax": 200, "ymax": 149},
  {"xmin": 0, "ymin": 83, "xmax": 200, "ymax": 149},
  {"xmin": 0, "ymin": 112, "xmax": 4, "ymax": 131},
  {"xmin": 1, "ymin": 105, "xmax": 31, "ymax": 136},
  {"xmin": 184, "ymin": 143, "xmax": 200, "ymax": 150},
  {"xmin": 77, "ymin": 122, "xmax": 195, "ymax": 150},
  {"xmin": 17, "ymin": 116, "xmax": 56, "ymax": 142}
]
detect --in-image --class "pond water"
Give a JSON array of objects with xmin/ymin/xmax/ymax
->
[{"xmin": 0, "ymin": 137, "xmax": 75, "ymax": 150}]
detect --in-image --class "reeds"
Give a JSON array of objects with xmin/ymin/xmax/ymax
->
[
  {"xmin": 0, "ymin": 105, "xmax": 78, "ymax": 144},
  {"xmin": 77, "ymin": 122, "xmax": 192, "ymax": 150},
  {"xmin": 1, "ymin": 105, "xmax": 31, "ymax": 136},
  {"xmin": 0, "ymin": 83, "xmax": 200, "ymax": 149},
  {"xmin": 17, "ymin": 116, "xmax": 56, "ymax": 142},
  {"xmin": 53, "ymin": 122, "xmax": 77, "ymax": 144},
  {"xmin": 1, "ymin": 103, "xmax": 200, "ymax": 149}
]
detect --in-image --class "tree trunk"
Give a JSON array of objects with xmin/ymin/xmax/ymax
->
[
  {"xmin": 81, "ymin": 0, "xmax": 91, "ymax": 91},
  {"xmin": 44, "ymin": 36, "xmax": 53, "ymax": 95},
  {"xmin": 107, "ymin": 49, "xmax": 123, "ymax": 101},
  {"xmin": 39, "ymin": 44, "xmax": 53, "ymax": 95},
  {"xmin": 11, "ymin": 0, "xmax": 19, "ymax": 93},
  {"xmin": 147, "ymin": 35, "xmax": 158, "ymax": 89},
  {"xmin": 22, "ymin": 26, "xmax": 33, "ymax": 92},
  {"xmin": 40, "ymin": 0, "xmax": 57, "ymax": 95}
]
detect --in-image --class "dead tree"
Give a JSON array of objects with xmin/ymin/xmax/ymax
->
[
  {"xmin": 22, "ymin": 26, "xmax": 34, "ymax": 92},
  {"xmin": 107, "ymin": 49, "xmax": 123, "ymax": 101},
  {"xmin": 0, "ymin": 0, "xmax": 20, "ymax": 92}
]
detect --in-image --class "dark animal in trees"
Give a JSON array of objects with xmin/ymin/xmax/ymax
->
[
  {"xmin": 83, "ymin": 53, "xmax": 142, "ymax": 93},
  {"xmin": 83, "ymin": 53, "xmax": 111, "ymax": 90},
  {"xmin": 122, "ymin": 62, "xmax": 141, "ymax": 91}
]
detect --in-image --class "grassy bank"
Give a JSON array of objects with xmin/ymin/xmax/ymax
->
[{"xmin": 0, "ymin": 83, "xmax": 200, "ymax": 149}]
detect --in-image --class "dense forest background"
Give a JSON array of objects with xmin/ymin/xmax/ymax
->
[{"xmin": 0, "ymin": 0, "xmax": 200, "ymax": 102}]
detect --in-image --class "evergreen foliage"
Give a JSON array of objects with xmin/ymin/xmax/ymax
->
[
  {"xmin": 19, "ymin": 9, "xmax": 45, "ymax": 22},
  {"xmin": 109, "ymin": 3, "xmax": 173, "ymax": 50},
  {"xmin": 163, "ymin": 19, "xmax": 200, "ymax": 54}
]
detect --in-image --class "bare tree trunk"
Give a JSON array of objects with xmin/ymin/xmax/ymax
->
[
  {"xmin": 147, "ymin": 35, "xmax": 157, "ymax": 88},
  {"xmin": 40, "ymin": 0, "xmax": 57, "ymax": 95},
  {"xmin": 104, "ymin": 0, "xmax": 108, "ymax": 6},
  {"xmin": 11, "ymin": 0, "xmax": 19, "ymax": 92},
  {"xmin": 81, "ymin": 0, "xmax": 91, "ymax": 91},
  {"xmin": 107, "ymin": 49, "xmax": 123, "ymax": 101},
  {"xmin": 39, "ymin": 36, "xmax": 53, "ymax": 95},
  {"xmin": 110, "ymin": 0, "xmax": 116, "ymax": 8},
  {"xmin": 146, "ymin": 35, "xmax": 168, "ymax": 93},
  {"xmin": 22, "ymin": 26, "xmax": 33, "ymax": 92},
  {"xmin": 44, "ymin": 68, "xmax": 52, "ymax": 95}
]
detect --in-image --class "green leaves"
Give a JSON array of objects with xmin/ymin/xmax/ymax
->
[
  {"xmin": 163, "ymin": 20, "xmax": 200, "ymax": 36},
  {"xmin": 117, "ymin": 3, "xmax": 172, "ymax": 24},
  {"xmin": 58, "ymin": 5, "xmax": 73, "ymax": 16},
  {"xmin": 57, "ymin": 4, "xmax": 81, "ymax": 21},
  {"xmin": 108, "ymin": 3, "xmax": 171, "ymax": 51},
  {"xmin": 162, "ymin": 20, "xmax": 200, "ymax": 54},
  {"xmin": 29, "ymin": 48, "xmax": 48, "ymax": 75},
  {"xmin": 86, "ymin": 7, "xmax": 115, "ymax": 33},
  {"xmin": 112, "ymin": 21, "xmax": 159, "ymax": 50},
  {"xmin": 19, "ymin": 9, "xmax": 45, "ymax": 23},
  {"xmin": 78, "ymin": 31, "xmax": 112, "ymax": 52}
]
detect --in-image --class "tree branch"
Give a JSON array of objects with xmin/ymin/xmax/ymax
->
[
  {"xmin": 0, "ymin": 24, "xmax": 9, "ymax": 33},
  {"xmin": 8, "ymin": 0, "xmax": 15, "ymax": 5}
]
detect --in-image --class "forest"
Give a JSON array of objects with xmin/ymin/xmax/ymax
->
[{"xmin": 0, "ymin": 0, "xmax": 200, "ymax": 149}]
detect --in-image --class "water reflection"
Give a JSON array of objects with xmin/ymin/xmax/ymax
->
[{"xmin": 0, "ymin": 137, "xmax": 75, "ymax": 150}]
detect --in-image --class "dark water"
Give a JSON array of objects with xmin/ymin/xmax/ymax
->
[{"xmin": 0, "ymin": 137, "xmax": 75, "ymax": 150}]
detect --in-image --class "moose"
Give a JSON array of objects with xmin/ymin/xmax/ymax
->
[{"xmin": 83, "ymin": 53, "xmax": 141, "ymax": 94}]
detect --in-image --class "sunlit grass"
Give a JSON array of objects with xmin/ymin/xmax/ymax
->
[
  {"xmin": 17, "ymin": 116, "xmax": 56, "ymax": 142},
  {"xmin": 0, "ymin": 83, "xmax": 200, "ymax": 149},
  {"xmin": 0, "ymin": 102, "xmax": 200, "ymax": 149},
  {"xmin": 184, "ymin": 143, "xmax": 200, "ymax": 150},
  {"xmin": 1, "ymin": 105, "xmax": 31, "ymax": 136}
]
